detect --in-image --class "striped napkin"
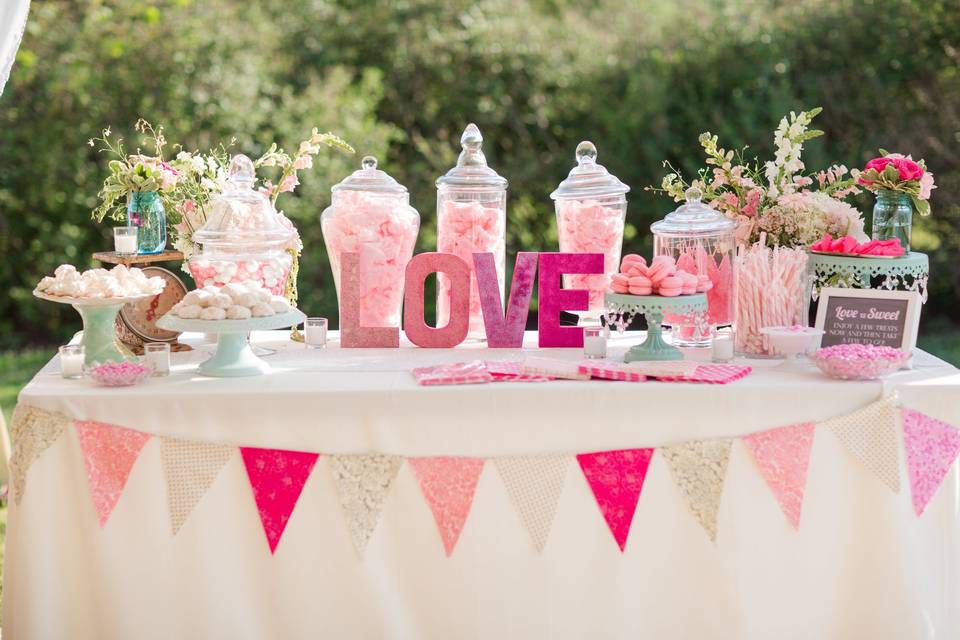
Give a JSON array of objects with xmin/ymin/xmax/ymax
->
[
  {"xmin": 521, "ymin": 357, "xmax": 592, "ymax": 381},
  {"xmin": 412, "ymin": 361, "xmax": 494, "ymax": 386},
  {"xmin": 654, "ymin": 363, "xmax": 752, "ymax": 384},
  {"xmin": 484, "ymin": 361, "xmax": 554, "ymax": 382},
  {"xmin": 577, "ymin": 361, "xmax": 648, "ymax": 382}
]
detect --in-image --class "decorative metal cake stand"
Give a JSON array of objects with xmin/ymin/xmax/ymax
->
[
  {"xmin": 34, "ymin": 290, "xmax": 157, "ymax": 365},
  {"xmin": 603, "ymin": 292, "xmax": 708, "ymax": 362},
  {"xmin": 157, "ymin": 310, "xmax": 306, "ymax": 377},
  {"xmin": 808, "ymin": 251, "xmax": 929, "ymax": 303}
]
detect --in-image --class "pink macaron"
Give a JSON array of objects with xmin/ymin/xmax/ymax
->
[
  {"xmin": 627, "ymin": 274, "xmax": 653, "ymax": 295},
  {"xmin": 657, "ymin": 275, "xmax": 684, "ymax": 297},
  {"xmin": 678, "ymin": 271, "xmax": 698, "ymax": 295},
  {"xmin": 647, "ymin": 258, "xmax": 676, "ymax": 286},
  {"xmin": 610, "ymin": 273, "xmax": 630, "ymax": 293},
  {"xmin": 620, "ymin": 254, "xmax": 646, "ymax": 270},
  {"xmin": 695, "ymin": 274, "xmax": 713, "ymax": 293}
]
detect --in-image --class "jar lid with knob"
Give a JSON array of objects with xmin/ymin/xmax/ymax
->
[
  {"xmin": 436, "ymin": 124, "xmax": 508, "ymax": 192},
  {"xmin": 550, "ymin": 141, "xmax": 629, "ymax": 201},
  {"xmin": 650, "ymin": 187, "xmax": 737, "ymax": 237}
]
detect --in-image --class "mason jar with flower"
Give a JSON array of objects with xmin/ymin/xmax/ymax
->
[{"xmin": 856, "ymin": 151, "xmax": 936, "ymax": 252}]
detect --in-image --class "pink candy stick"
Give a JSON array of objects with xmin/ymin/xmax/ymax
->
[
  {"xmin": 339, "ymin": 252, "xmax": 400, "ymax": 348},
  {"xmin": 538, "ymin": 252, "xmax": 604, "ymax": 348},
  {"xmin": 404, "ymin": 253, "xmax": 470, "ymax": 348},
  {"xmin": 475, "ymin": 252, "xmax": 538, "ymax": 348}
]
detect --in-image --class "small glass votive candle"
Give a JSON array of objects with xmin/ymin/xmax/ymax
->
[
  {"xmin": 712, "ymin": 328, "xmax": 735, "ymax": 363},
  {"xmin": 114, "ymin": 226, "xmax": 138, "ymax": 255},
  {"xmin": 59, "ymin": 345, "xmax": 85, "ymax": 379},
  {"xmin": 583, "ymin": 326, "xmax": 607, "ymax": 359},
  {"xmin": 144, "ymin": 342, "xmax": 171, "ymax": 376},
  {"xmin": 304, "ymin": 317, "xmax": 328, "ymax": 349}
]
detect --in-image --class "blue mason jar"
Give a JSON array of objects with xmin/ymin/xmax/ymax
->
[
  {"xmin": 871, "ymin": 189, "xmax": 913, "ymax": 252},
  {"xmin": 127, "ymin": 191, "xmax": 167, "ymax": 254}
]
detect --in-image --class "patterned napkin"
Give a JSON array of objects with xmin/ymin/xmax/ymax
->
[
  {"xmin": 411, "ymin": 361, "xmax": 494, "ymax": 386},
  {"xmin": 654, "ymin": 363, "xmax": 752, "ymax": 384},
  {"xmin": 577, "ymin": 361, "xmax": 648, "ymax": 382},
  {"xmin": 484, "ymin": 361, "xmax": 554, "ymax": 382},
  {"xmin": 521, "ymin": 357, "xmax": 592, "ymax": 381}
]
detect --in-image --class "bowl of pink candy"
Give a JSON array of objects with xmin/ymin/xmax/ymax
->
[
  {"xmin": 86, "ymin": 360, "xmax": 153, "ymax": 387},
  {"xmin": 811, "ymin": 343, "xmax": 910, "ymax": 380}
]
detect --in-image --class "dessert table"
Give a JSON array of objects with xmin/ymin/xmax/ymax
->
[{"xmin": 5, "ymin": 331, "xmax": 960, "ymax": 639}]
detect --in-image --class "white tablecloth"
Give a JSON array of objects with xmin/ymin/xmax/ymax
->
[{"xmin": 5, "ymin": 331, "xmax": 960, "ymax": 639}]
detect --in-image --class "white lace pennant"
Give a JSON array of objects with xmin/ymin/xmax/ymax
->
[
  {"xmin": 9, "ymin": 404, "xmax": 71, "ymax": 504},
  {"xmin": 660, "ymin": 439, "xmax": 732, "ymax": 541},
  {"xmin": 161, "ymin": 437, "xmax": 234, "ymax": 534},
  {"xmin": 494, "ymin": 455, "xmax": 570, "ymax": 552},
  {"xmin": 329, "ymin": 453, "xmax": 403, "ymax": 555},
  {"xmin": 821, "ymin": 396, "xmax": 900, "ymax": 493}
]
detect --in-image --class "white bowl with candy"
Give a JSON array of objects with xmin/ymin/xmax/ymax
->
[
  {"xmin": 86, "ymin": 360, "xmax": 153, "ymax": 387},
  {"xmin": 811, "ymin": 343, "xmax": 910, "ymax": 380},
  {"xmin": 760, "ymin": 325, "xmax": 825, "ymax": 369}
]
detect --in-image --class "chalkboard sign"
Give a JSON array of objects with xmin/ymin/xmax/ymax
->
[{"xmin": 815, "ymin": 287, "xmax": 921, "ymax": 350}]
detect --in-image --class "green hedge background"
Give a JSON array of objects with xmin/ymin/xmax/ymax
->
[{"xmin": 1, "ymin": 0, "xmax": 958, "ymax": 348}]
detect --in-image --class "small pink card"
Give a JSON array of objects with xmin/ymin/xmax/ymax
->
[{"xmin": 412, "ymin": 361, "xmax": 494, "ymax": 386}]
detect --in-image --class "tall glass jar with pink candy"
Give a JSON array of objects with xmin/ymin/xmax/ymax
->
[
  {"xmin": 320, "ymin": 156, "xmax": 420, "ymax": 329},
  {"xmin": 189, "ymin": 155, "xmax": 296, "ymax": 295},
  {"xmin": 550, "ymin": 141, "xmax": 629, "ymax": 320},
  {"xmin": 436, "ymin": 124, "xmax": 508, "ymax": 336},
  {"xmin": 651, "ymin": 187, "xmax": 737, "ymax": 348}
]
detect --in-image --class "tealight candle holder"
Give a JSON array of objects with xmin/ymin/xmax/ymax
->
[
  {"xmin": 59, "ymin": 345, "xmax": 85, "ymax": 379},
  {"xmin": 144, "ymin": 342, "xmax": 171, "ymax": 376},
  {"xmin": 113, "ymin": 227, "xmax": 138, "ymax": 255},
  {"xmin": 304, "ymin": 317, "xmax": 328, "ymax": 349},
  {"xmin": 583, "ymin": 326, "xmax": 607, "ymax": 359},
  {"xmin": 712, "ymin": 328, "xmax": 734, "ymax": 363}
]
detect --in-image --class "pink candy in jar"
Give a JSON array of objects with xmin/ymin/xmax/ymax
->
[
  {"xmin": 551, "ymin": 141, "xmax": 629, "ymax": 317},
  {"xmin": 189, "ymin": 155, "xmax": 299, "ymax": 296},
  {"xmin": 321, "ymin": 156, "xmax": 420, "ymax": 328},
  {"xmin": 436, "ymin": 124, "xmax": 508, "ymax": 335}
]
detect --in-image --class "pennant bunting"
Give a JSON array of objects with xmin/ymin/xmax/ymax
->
[
  {"xmin": 741, "ymin": 423, "xmax": 815, "ymax": 530},
  {"xmin": 577, "ymin": 449, "xmax": 654, "ymax": 551},
  {"xmin": 661, "ymin": 439, "xmax": 732, "ymax": 541},
  {"xmin": 161, "ymin": 438, "xmax": 234, "ymax": 534},
  {"xmin": 494, "ymin": 455, "xmax": 570, "ymax": 552},
  {"xmin": 408, "ymin": 457, "xmax": 485, "ymax": 555},
  {"xmin": 901, "ymin": 408, "xmax": 960, "ymax": 516},
  {"xmin": 9, "ymin": 404, "xmax": 71, "ymax": 505},
  {"xmin": 329, "ymin": 454, "xmax": 403, "ymax": 555},
  {"xmin": 821, "ymin": 396, "xmax": 900, "ymax": 493},
  {"xmin": 240, "ymin": 447, "xmax": 319, "ymax": 554},
  {"xmin": 75, "ymin": 421, "xmax": 152, "ymax": 527}
]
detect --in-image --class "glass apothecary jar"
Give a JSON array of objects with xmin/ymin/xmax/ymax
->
[
  {"xmin": 550, "ymin": 141, "xmax": 629, "ymax": 319},
  {"xmin": 321, "ymin": 156, "xmax": 420, "ymax": 328},
  {"xmin": 436, "ymin": 123, "xmax": 507, "ymax": 336},
  {"xmin": 189, "ymin": 155, "xmax": 295, "ymax": 295},
  {"xmin": 651, "ymin": 187, "xmax": 737, "ymax": 347}
]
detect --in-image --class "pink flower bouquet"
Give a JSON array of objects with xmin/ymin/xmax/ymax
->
[{"xmin": 856, "ymin": 150, "xmax": 936, "ymax": 216}]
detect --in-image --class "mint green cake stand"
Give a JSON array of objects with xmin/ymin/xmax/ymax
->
[
  {"xmin": 808, "ymin": 251, "xmax": 929, "ymax": 304},
  {"xmin": 157, "ymin": 309, "xmax": 305, "ymax": 377},
  {"xmin": 34, "ymin": 290, "xmax": 150, "ymax": 365},
  {"xmin": 604, "ymin": 292, "xmax": 708, "ymax": 362}
]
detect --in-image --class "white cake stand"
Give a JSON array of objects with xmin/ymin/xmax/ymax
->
[{"xmin": 156, "ymin": 310, "xmax": 306, "ymax": 377}]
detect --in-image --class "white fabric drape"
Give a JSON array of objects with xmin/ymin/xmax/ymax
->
[{"xmin": 0, "ymin": 0, "xmax": 30, "ymax": 96}]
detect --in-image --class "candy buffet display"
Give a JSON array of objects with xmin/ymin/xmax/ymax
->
[
  {"xmin": 650, "ymin": 187, "xmax": 735, "ymax": 346},
  {"xmin": 34, "ymin": 265, "xmax": 167, "ymax": 365},
  {"xmin": 157, "ymin": 308, "xmax": 306, "ymax": 377},
  {"xmin": 436, "ymin": 123, "xmax": 508, "ymax": 335},
  {"xmin": 736, "ymin": 243, "xmax": 810, "ymax": 356},
  {"xmin": 610, "ymin": 254, "xmax": 712, "ymax": 297},
  {"xmin": 86, "ymin": 360, "xmax": 153, "ymax": 387},
  {"xmin": 550, "ymin": 141, "xmax": 629, "ymax": 317},
  {"xmin": 321, "ymin": 156, "xmax": 420, "ymax": 328},
  {"xmin": 759, "ymin": 325, "xmax": 825, "ymax": 370},
  {"xmin": 187, "ymin": 155, "xmax": 297, "ymax": 296},
  {"xmin": 168, "ymin": 280, "xmax": 292, "ymax": 320},
  {"xmin": 604, "ymin": 292, "xmax": 708, "ymax": 362},
  {"xmin": 811, "ymin": 343, "xmax": 910, "ymax": 380}
]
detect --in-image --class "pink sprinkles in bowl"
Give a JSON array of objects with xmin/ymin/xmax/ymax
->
[
  {"xmin": 86, "ymin": 360, "xmax": 152, "ymax": 387},
  {"xmin": 811, "ymin": 343, "xmax": 910, "ymax": 380}
]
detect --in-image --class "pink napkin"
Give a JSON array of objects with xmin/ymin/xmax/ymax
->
[
  {"xmin": 577, "ymin": 361, "xmax": 647, "ymax": 382},
  {"xmin": 412, "ymin": 361, "xmax": 494, "ymax": 386},
  {"xmin": 484, "ymin": 361, "xmax": 554, "ymax": 382},
  {"xmin": 653, "ymin": 363, "xmax": 752, "ymax": 384}
]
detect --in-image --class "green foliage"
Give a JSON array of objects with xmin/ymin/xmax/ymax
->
[{"xmin": 1, "ymin": 0, "xmax": 958, "ymax": 349}]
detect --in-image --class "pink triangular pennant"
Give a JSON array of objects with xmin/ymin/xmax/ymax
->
[
  {"xmin": 741, "ymin": 423, "xmax": 815, "ymax": 530},
  {"xmin": 240, "ymin": 447, "xmax": 319, "ymax": 554},
  {"xmin": 902, "ymin": 408, "xmax": 960, "ymax": 516},
  {"xmin": 408, "ymin": 457, "xmax": 485, "ymax": 556},
  {"xmin": 576, "ymin": 448, "xmax": 654, "ymax": 551},
  {"xmin": 75, "ymin": 421, "xmax": 152, "ymax": 527}
]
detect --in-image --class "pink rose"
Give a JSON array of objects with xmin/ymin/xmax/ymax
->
[
  {"xmin": 864, "ymin": 157, "xmax": 894, "ymax": 174},
  {"xmin": 918, "ymin": 171, "xmax": 936, "ymax": 200},
  {"xmin": 891, "ymin": 157, "xmax": 923, "ymax": 181}
]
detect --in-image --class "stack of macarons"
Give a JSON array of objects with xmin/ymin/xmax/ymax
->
[{"xmin": 610, "ymin": 254, "xmax": 712, "ymax": 297}]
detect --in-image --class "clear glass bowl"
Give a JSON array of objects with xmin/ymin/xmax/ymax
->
[{"xmin": 811, "ymin": 345, "xmax": 910, "ymax": 380}]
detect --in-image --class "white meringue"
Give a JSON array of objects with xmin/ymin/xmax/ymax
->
[
  {"xmin": 250, "ymin": 303, "xmax": 275, "ymax": 317},
  {"xmin": 269, "ymin": 296, "xmax": 291, "ymax": 314},
  {"xmin": 177, "ymin": 304, "xmax": 203, "ymax": 319},
  {"xmin": 199, "ymin": 306, "xmax": 227, "ymax": 321},
  {"xmin": 209, "ymin": 293, "xmax": 233, "ymax": 309},
  {"xmin": 225, "ymin": 305, "xmax": 252, "ymax": 320}
]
